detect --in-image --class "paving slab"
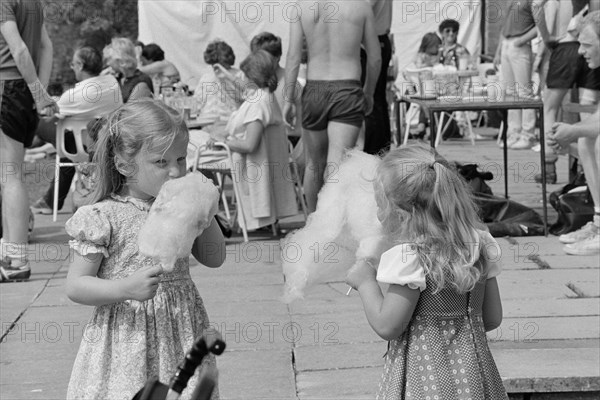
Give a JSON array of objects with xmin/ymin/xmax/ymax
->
[
  {"xmin": 296, "ymin": 366, "xmax": 381, "ymax": 399},
  {"xmin": 501, "ymin": 298, "xmax": 600, "ymax": 318},
  {"xmin": 488, "ymin": 316, "xmax": 600, "ymax": 342},
  {"xmin": 493, "ymin": 348, "xmax": 600, "ymax": 392},
  {"xmin": 541, "ymin": 255, "xmax": 600, "ymax": 269},
  {"xmin": 294, "ymin": 342, "xmax": 385, "ymax": 372},
  {"xmin": 217, "ymin": 349, "xmax": 296, "ymax": 399},
  {"xmin": 2, "ymin": 138, "xmax": 599, "ymax": 400}
]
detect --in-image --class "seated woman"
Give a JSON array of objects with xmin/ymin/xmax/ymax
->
[
  {"xmin": 138, "ymin": 43, "xmax": 181, "ymax": 93},
  {"xmin": 105, "ymin": 37, "xmax": 154, "ymax": 102},
  {"xmin": 415, "ymin": 32, "xmax": 442, "ymax": 68},
  {"xmin": 194, "ymin": 40, "xmax": 244, "ymax": 119},
  {"xmin": 438, "ymin": 19, "xmax": 470, "ymax": 69},
  {"xmin": 207, "ymin": 50, "xmax": 298, "ymax": 231},
  {"xmin": 402, "ymin": 33, "xmax": 441, "ymax": 139},
  {"xmin": 30, "ymin": 46, "xmax": 123, "ymax": 214}
]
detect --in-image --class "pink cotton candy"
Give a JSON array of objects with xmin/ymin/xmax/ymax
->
[
  {"xmin": 138, "ymin": 173, "xmax": 220, "ymax": 272},
  {"xmin": 281, "ymin": 150, "xmax": 393, "ymax": 303}
]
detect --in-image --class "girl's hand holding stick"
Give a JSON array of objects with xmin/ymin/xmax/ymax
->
[
  {"xmin": 345, "ymin": 258, "xmax": 377, "ymax": 295},
  {"xmin": 122, "ymin": 264, "xmax": 164, "ymax": 302}
]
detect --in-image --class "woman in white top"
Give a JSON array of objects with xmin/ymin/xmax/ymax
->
[
  {"xmin": 208, "ymin": 50, "xmax": 298, "ymax": 230},
  {"xmin": 194, "ymin": 40, "xmax": 244, "ymax": 118}
]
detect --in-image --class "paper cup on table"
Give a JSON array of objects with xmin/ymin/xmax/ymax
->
[
  {"xmin": 421, "ymin": 79, "xmax": 436, "ymax": 97},
  {"xmin": 458, "ymin": 58, "xmax": 469, "ymax": 71},
  {"xmin": 485, "ymin": 82, "xmax": 503, "ymax": 102}
]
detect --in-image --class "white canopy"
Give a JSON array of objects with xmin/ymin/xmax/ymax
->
[{"xmin": 138, "ymin": 0, "xmax": 482, "ymax": 87}]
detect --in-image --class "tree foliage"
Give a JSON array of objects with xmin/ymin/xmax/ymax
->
[{"xmin": 44, "ymin": 0, "xmax": 138, "ymax": 87}]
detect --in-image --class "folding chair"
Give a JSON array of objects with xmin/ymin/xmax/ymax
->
[
  {"xmin": 193, "ymin": 142, "xmax": 249, "ymax": 242},
  {"xmin": 53, "ymin": 116, "xmax": 93, "ymax": 222},
  {"xmin": 288, "ymin": 139, "xmax": 309, "ymax": 220}
]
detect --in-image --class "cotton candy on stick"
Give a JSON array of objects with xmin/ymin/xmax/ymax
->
[
  {"xmin": 281, "ymin": 150, "xmax": 392, "ymax": 303},
  {"xmin": 138, "ymin": 173, "xmax": 220, "ymax": 272}
]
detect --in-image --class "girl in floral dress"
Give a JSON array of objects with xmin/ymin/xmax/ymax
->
[
  {"xmin": 65, "ymin": 99, "xmax": 225, "ymax": 400},
  {"xmin": 346, "ymin": 144, "xmax": 508, "ymax": 399}
]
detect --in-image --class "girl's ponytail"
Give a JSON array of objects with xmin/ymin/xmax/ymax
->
[{"xmin": 90, "ymin": 110, "xmax": 126, "ymax": 203}]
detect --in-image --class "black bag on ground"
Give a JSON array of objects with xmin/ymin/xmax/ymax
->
[
  {"xmin": 549, "ymin": 185, "xmax": 594, "ymax": 236},
  {"xmin": 456, "ymin": 163, "xmax": 545, "ymax": 236},
  {"xmin": 474, "ymin": 193, "xmax": 545, "ymax": 236}
]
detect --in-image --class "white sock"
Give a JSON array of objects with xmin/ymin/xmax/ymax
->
[{"xmin": 0, "ymin": 239, "xmax": 28, "ymax": 265}]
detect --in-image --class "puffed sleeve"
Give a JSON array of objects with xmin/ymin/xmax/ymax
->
[
  {"xmin": 65, "ymin": 205, "xmax": 111, "ymax": 257},
  {"xmin": 478, "ymin": 230, "xmax": 502, "ymax": 279},
  {"xmin": 242, "ymin": 91, "xmax": 272, "ymax": 127},
  {"xmin": 376, "ymin": 244, "xmax": 426, "ymax": 291}
]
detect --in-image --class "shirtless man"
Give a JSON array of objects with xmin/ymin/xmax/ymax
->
[{"xmin": 283, "ymin": 0, "xmax": 381, "ymax": 213}]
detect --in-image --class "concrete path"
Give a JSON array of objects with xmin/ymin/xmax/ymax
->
[{"xmin": 1, "ymin": 138, "xmax": 599, "ymax": 399}]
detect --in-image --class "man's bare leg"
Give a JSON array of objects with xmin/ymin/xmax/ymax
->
[
  {"xmin": 325, "ymin": 121, "xmax": 361, "ymax": 182},
  {"xmin": 578, "ymin": 89, "xmax": 600, "ymax": 206},
  {"xmin": 0, "ymin": 130, "xmax": 29, "ymax": 265},
  {"xmin": 543, "ymin": 88, "xmax": 568, "ymax": 160},
  {"xmin": 303, "ymin": 128, "xmax": 328, "ymax": 213},
  {"xmin": 578, "ymin": 135, "xmax": 600, "ymax": 207}
]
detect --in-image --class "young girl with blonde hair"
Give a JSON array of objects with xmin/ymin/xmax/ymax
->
[
  {"xmin": 346, "ymin": 143, "xmax": 508, "ymax": 399},
  {"xmin": 65, "ymin": 99, "xmax": 224, "ymax": 400}
]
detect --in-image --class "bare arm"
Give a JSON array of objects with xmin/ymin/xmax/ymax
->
[
  {"xmin": 66, "ymin": 252, "xmax": 162, "ymax": 306},
  {"xmin": 0, "ymin": 20, "xmax": 54, "ymax": 108},
  {"xmin": 346, "ymin": 260, "xmax": 420, "ymax": 341},
  {"xmin": 362, "ymin": 8, "xmax": 382, "ymax": 100},
  {"xmin": 191, "ymin": 218, "xmax": 225, "ymax": 268},
  {"xmin": 532, "ymin": 0, "xmax": 552, "ymax": 44},
  {"xmin": 514, "ymin": 27, "xmax": 538, "ymax": 47},
  {"xmin": 138, "ymin": 60, "xmax": 169, "ymax": 76},
  {"xmin": 283, "ymin": 18, "xmax": 304, "ymax": 105},
  {"xmin": 482, "ymin": 278, "xmax": 503, "ymax": 331},
  {"xmin": 549, "ymin": 107, "xmax": 600, "ymax": 149},
  {"xmin": 37, "ymin": 25, "xmax": 53, "ymax": 87},
  {"xmin": 225, "ymin": 120, "xmax": 264, "ymax": 154},
  {"xmin": 494, "ymin": 35, "xmax": 504, "ymax": 67}
]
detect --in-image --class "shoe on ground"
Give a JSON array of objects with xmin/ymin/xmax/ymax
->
[
  {"xmin": 559, "ymin": 221, "xmax": 599, "ymax": 244},
  {"xmin": 509, "ymin": 136, "xmax": 535, "ymax": 150},
  {"xmin": 31, "ymin": 198, "xmax": 53, "ymax": 215},
  {"xmin": 0, "ymin": 259, "xmax": 31, "ymax": 282},
  {"xmin": 531, "ymin": 143, "xmax": 541, "ymax": 152},
  {"xmin": 499, "ymin": 134, "xmax": 521, "ymax": 149},
  {"xmin": 534, "ymin": 172, "xmax": 557, "ymax": 184},
  {"xmin": 563, "ymin": 233, "xmax": 600, "ymax": 256}
]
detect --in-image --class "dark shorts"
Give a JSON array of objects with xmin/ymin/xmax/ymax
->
[
  {"xmin": 301, "ymin": 80, "xmax": 365, "ymax": 131},
  {"xmin": 547, "ymin": 42, "xmax": 600, "ymax": 90},
  {"xmin": 0, "ymin": 79, "xmax": 39, "ymax": 147}
]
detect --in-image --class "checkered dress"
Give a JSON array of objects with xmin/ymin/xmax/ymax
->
[{"xmin": 377, "ymin": 278, "xmax": 508, "ymax": 400}]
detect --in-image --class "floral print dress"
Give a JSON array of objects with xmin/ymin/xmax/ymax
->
[
  {"xmin": 65, "ymin": 194, "xmax": 217, "ymax": 400},
  {"xmin": 375, "ymin": 230, "xmax": 508, "ymax": 400}
]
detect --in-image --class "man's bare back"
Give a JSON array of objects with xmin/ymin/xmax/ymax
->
[{"xmin": 299, "ymin": 0, "xmax": 373, "ymax": 80}]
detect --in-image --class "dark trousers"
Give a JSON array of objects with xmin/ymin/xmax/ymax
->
[
  {"xmin": 361, "ymin": 34, "xmax": 393, "ymax": 155},
  {"xmin": 36, "ymin": 117, "xmax": 76, "ymax": 210}
]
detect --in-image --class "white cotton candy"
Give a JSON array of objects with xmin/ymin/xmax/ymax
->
[
  {"xmin": 281, "ymin": 150, "xmax": 392, "ymax": 303},
  {"xmin": 138, "ymin": 173, "xmax": 220, "ymax": 272}
]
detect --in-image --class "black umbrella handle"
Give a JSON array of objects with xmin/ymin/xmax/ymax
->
[{"xmin": 169, "ymin": 330, "xmax": 225, "ymax": 395}]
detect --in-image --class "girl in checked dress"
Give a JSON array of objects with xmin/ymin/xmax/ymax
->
[{"xmin": 346, "ymin": 144, "xmax": 508, "ymax": 399}]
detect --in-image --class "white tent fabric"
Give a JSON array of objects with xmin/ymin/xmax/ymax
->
[
  {"xmin": 390, "ymin": 0, "xmax": 482, "ymax": 73},
  {"xmin": 138, "ymin": 0, "xmax": 481, "ymax": 87}
]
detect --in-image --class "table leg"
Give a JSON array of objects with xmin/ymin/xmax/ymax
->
[
  {"xmin": 538, "ymin": 107, "xmax": 548, "ymax": 236},
  {"xmin": 395, "ymin": 99, "xmax": 402, "ymax": 146},
  {"xmin": 429, "ymin": 110, "xmax": 436, "ymax": 148},
  {"xmin": 502, "ymin": 111, "xmax": 509, "ymax": 199}
]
